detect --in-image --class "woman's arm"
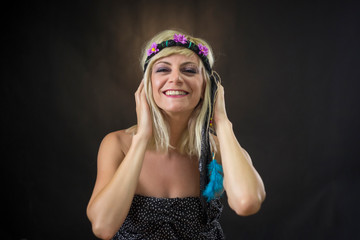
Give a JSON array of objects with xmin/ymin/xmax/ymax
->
[
  {"xmin": 86, "ymin": 133, "xmax": 148, "ymax": 239},
  {"xmin": 214, "ymin": 85, "xmax": 266, "ymax": 216},
  {"xmin": 86, "ymin": 81, "xmax": 152, "ymax": 239}
]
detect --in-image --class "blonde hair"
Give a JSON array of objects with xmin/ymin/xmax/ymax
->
[{"xmin": 129, "ymin": 30, "xmax": 216, "ymax": 157}]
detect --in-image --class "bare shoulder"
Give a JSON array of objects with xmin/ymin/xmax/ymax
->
[
  {"xmin": 102, "ymin": 129, "xmax": 133, "ymax": 150},
  {"xmin": 87, "ymin": 129, "xmax": 134, "ymax": 208},
  {"xmin": 98, "ymin": 128, "xmax": 134, "ymax": 166}
]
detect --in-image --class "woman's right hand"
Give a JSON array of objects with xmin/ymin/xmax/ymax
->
[
  {"xmin": 135, "ymin": 80, "xmax": 153, "ymax": 140},
  {"xmin": 87, "ymin": 80, "xmax": 153, "ymax": 239}
]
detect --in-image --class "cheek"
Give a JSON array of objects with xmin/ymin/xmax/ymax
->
[
  {"xmin": 195, "ymin": 78, "xmax": 206, "ymax": 99},
  {"xmin": 190, "ymin": 82, "xmax": 204, "ymax": 102},
  {"xmin": 150, "ymin": 76, "xmax": 163, "ymax": 104},
  {"xmin": 151, "ymin": 73, "xmax": 165, "ymax": 91},
  {"xmin": 151, "ymin": 76, "xmax": 160, "ymax": 94}
]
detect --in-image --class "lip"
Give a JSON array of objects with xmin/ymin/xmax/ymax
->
[{"xmin": 163, "ymin": 89, "xmax": 189, "ymax": 98}]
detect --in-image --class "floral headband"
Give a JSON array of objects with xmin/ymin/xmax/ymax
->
[{"xmin": 143, "ymin": 34, "xmax": 212, "ymax": 74}]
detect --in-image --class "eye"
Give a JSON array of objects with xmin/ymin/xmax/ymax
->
[
  {"xmin": 182, "ymin": 68, "xmax": 198, "ymax": 74},
  {"xmin": 155, "ymin": 67, "xmax": 170, "ymax": 73}
]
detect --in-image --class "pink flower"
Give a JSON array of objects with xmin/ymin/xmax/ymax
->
[
  {"xmin": 173, "ymin": 34, "xmax": 187, "ymax": 44},
  {"xmin": 147, "ymin": 42, "xmax": 159, "ymax": 56},
  {"xmin": 198, "ymin": 44, "xmax": 209, "ymax": 56}
]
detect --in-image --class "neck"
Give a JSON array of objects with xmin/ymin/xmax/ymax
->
[{"xmin": 163, "ymin": 111, "xmax": 192, "ymax": 147}]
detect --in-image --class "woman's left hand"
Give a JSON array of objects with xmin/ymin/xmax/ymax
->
[
  {"xmin": 213, "ymin": 84, "xmax": 229, "ymax": 125},
  {"xmin": 212, "ymin": 83, "xmax": 266, "ymax": 216}
]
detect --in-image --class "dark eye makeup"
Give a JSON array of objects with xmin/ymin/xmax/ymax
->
[
  {"xmin": 182, "ymin": 67, "xmax": 198, "ymax": 74},
  {"xmin": 155, "ymin": 67, "xmax": 170, "ymax": 73},
  {"xmin": 153, "ymin": 63, "xmax": 199, "ymax": 74}
]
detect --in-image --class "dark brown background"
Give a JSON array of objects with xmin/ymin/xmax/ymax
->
[{"xmin": 3, "ymin": 0, "xmax": 360, "ymax": 239}]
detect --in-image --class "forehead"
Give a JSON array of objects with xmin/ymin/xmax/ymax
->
[{"xmin": 154, "ymin": 53, "xmax": 200, "ymax": 65}]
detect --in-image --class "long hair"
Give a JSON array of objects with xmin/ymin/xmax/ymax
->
[{"xmin": 128, "ymin": 30, "xmax": 216, "ymax": 157}]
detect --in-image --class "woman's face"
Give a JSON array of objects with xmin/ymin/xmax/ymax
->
[{"xmin": 151, "ymin": 54, "xmax": 205, "ymax": 116}]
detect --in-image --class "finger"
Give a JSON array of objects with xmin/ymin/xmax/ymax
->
[
  {"xmin": 218, "ymin": 85, "xmax": 224, "ymax": 95},
  {"xmin": 139, "ymin": 79, "xmax": 144, "ymax": 89},
  {"xmin": 141, "ymin": 88, "xmax": 151, "ymax": 112},
  {"xmin": 140, "ymin": 82, "xmax": 148, "ymax": 104},
  {"xmin": 135, "ymin": 80, "xmax": 145, "ymax": 103},
  {"xmin": 135, "ymin": 80, "xmax": 144, "ymax": 94},
  {"xmin": 214, "ymin": 84, "xmax": 222, "ymax": 102}
]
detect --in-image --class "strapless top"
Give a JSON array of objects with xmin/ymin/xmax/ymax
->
[{"xmin": 112, "ymin": 194, "xmax": 225, "ymax": 240}]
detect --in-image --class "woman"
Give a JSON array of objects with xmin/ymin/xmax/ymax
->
[{"xmin": 86, "ymin": 30, "xmax": 266, "ymax": 240}]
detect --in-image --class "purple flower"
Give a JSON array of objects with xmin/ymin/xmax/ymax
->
[
  {"xmin": 147, "ymin": 42, "xmax": 159, "ymax": 56},
  {"xmin": 198, "ymin": 44, "xmax": 209, "ymax": 56},
  {"xmin": 173, "ymin": 34, "xmax": 187, "ymax": 44}
]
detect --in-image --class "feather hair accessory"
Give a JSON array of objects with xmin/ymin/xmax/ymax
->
[{"xmin": 202, "ymin": 153, "xmax": 224, "ymax": 201}]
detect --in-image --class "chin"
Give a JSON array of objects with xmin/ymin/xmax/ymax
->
[{"xmin": 160, "ymin": 106, "xmax": 194, "ymax": 115}]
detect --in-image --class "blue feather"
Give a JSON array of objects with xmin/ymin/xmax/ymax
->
[{"xmin": 202, "ymin": 158, "xmax": 224, "ymax": 202}]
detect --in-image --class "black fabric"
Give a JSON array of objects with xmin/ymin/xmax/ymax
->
[
  {"xmin": 199, "ymin": 72, "xmax": 221, "ymax": 208},
  {"xmin": 112, "ymin": 194, "xmax": 225, "ymax": 240}
]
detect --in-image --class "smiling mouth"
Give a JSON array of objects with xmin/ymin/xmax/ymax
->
[{"xmin": 164, "ymin": 90, "xmax": 189, "ymax": 96}]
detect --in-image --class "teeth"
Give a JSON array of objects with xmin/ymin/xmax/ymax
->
[{"xmin": 165, "ymin": 90, "xmax": 187, "ymax": 96}]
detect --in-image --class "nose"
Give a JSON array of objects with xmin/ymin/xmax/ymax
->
[{"xmin": 169, "ymin": 68, "xmax": 183, "ymax": 84}]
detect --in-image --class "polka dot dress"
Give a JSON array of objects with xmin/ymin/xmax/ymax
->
[{"xmin": 112, "ymin": 194, "xmax": 225, "ymax": 240}]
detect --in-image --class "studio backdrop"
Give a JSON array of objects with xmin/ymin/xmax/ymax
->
[{"xmin": 3, "ymin": 1, "xmax": 359, "ymax": 239}]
